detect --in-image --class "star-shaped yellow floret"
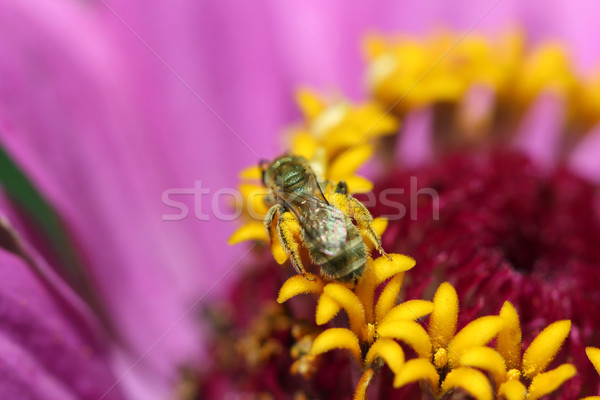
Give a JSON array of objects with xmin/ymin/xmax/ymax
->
[
  {"xmin": 390, "ymin": 282, "xmax": 505, "ymax": 400},
  {"xmin": 364, "ymin": 29, "xmax": 600, "ymax": 144},
  {"xmin": 365, "ymin": 30, "xmax": 523, "ymax": 112},
  {"xmin": 291, "ymin": 89, "xmax": 399, "ymax": 193},
  {"xmin": 513, "ymin": 43, "xmax": 577, "ymax": 105},
  {"xmin": 229, "ymin": 88, "xmax": 399, "ymax": 247},
  {"xmin": 494, "ymin": 301, "xmax": 576, "ymax": 400},
  {"xmin": 294, "ymin": 88, "xmax": 399, "ymax": 150},
  {"xmin": 279, "ymin": 253, "xmax": 438, "ymax": 399},
  {"xmin": 427, "ymin": 282, "xmax": 506, "ymax": 370},
  {"xmin": 279, "ymin": 254, "xmax": 417, "ymax": 341}
]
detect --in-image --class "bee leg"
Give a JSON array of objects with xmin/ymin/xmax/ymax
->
[
  {"xmin": 347, "ymin": 195, "xmax": 390, "ymax": 259},
  {"xmin": 334, "ymin": 180, "xmax": 349, "ymax": 195},
  {"xmin": 264, "ymin": 204, "xmax": 280, "ymax": 243},
  {"xmin": 277, "ymin": 211, "xmax": 312, "ymax": 278}
]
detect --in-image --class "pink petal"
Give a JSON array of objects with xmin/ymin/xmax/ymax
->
[
  {"xmin": 569, "ymin": 124, "xmax": 600, "ymax": 183},
  {"xmin": 395, "ymin": 107, "xmax": 435, "ymax": 168},
  {"xmin": 0, "ymin": 0, "xmax": 200, "ymax": 393},
  {"xmin": 0, "ymin": 216, "xmax": 125, "ymax": 400},
  {"xmin": 514, "ymin": 93, "xmax": 565, "ymax": 170}
]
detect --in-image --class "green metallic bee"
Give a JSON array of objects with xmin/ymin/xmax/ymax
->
[{"xmin": 260, "ymin": 155, "xmax": 386, "ymax": 282}]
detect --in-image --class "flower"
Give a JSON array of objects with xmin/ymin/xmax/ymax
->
[
  {"xmin": 228, "ymin": 89, "xmax": 398, "ymax": 249},
  {"xmin": 271, "ymin": 251, "xmax": 582, "ymax": 399},
  {"xmin": 213, "ymin": 19, "xmax": 600, "ymax": 400},
  {"xmin": 376, "ymin": 150, "xmax": 600, "ymax": 397},
  {"xmin": 277, "ymin": 254, "xmax": 429, "ymax": 398},
  {"xmin": 494, "ymin": 301, "xmax": 575, "ymax": 400},
  {"xmin": 3, "ymin": 0, "xmax": 600, "ymax": 399},
  {"xmin": 256, "ymin": 168, "xmax": 582, "ymax": 399}
]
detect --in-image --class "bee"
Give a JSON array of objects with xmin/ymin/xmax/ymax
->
[{"xmin": 260, "ymin": 155, "xmax": 386, "ymax": 282}]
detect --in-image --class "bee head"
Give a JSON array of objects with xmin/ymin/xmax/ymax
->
[{"xmin": 260, "ymin": 155, "xmax": 311, "ymax": 191}]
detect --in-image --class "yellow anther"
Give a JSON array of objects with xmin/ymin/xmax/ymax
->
[
  {"xmin": 363, "ymin": 323, "xmax": 377, "ymax": 344},
  {"xmin": 507, "ymin": 368, "xmax": 521, "ymax": 381},
  {"xmin": 434, "ymin": 348, "xmax": 449, "ymax": 369}
]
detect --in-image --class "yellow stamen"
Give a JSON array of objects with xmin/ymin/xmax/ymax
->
[
  {"xmin": 353, "ymin": 369, "xmax": 375, "ymax": 400},
  {"xmin": 433, "ymin": 348, "xmax": 448, "ymax": 369},
  {"xmin": 506, "ymin": 368, "xmax": 521, "ymax": 381}
]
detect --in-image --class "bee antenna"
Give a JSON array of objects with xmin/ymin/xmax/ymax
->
[
  {"xmin": 258, "ymin": 159, "xmax": 269, "ymax": 169},
  {"xmin": 259, "ymin": 159, "xmax": 270, "ymax": 185}
]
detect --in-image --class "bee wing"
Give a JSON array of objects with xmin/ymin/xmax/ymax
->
[{"xmin": 276, "ymin": 191, "xmax": 348, "ymax": 256}]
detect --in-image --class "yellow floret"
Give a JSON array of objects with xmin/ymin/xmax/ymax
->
[
  {"xmin": 521, "ymin": 320, "xmax": 571, "ymax": 380},
  {"xmin": 310, "ymin": 328, "xmax": 362, "ymax": 365},
  {"xmin": 393, "ymin": 358, "xmax": 439, "ymax": 391},
  {"xmin": 428, "ymin": 282, "xmax": 459, "ymax": 351},
  {"xmin": 440, "ymin": 367, "xmax": 492, "ymax": 400}
]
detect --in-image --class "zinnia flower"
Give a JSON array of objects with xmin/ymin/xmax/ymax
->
[
  {"xmin": 3, "ymin": 1, "xmax": 600, "ymax": 399},
  {"xmin": 205, "ymin": 3, "xmax": 600, "ymax": 400}
]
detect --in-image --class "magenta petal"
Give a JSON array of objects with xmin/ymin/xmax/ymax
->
[
  {"xmin": 395, "ymin": 107, "xmax": 434, "ymax": 168},
  {"xmin": 0, "ymin": 0, "xmax": 200, "ymax": 390},
  {"xmin": 514, "ymin": 93, "xmax": 565, "ymax": 170},
  {"xmin": 568, "ymin": 124, "xmax": 600, "ymax": 183},
  {"xmin": 0, "ymin": 218, "xmax": 124, "ymax": 400}
]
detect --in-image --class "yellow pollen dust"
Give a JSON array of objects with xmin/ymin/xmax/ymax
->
[
  {"xmin": 507, "ymin": 368, "xmax": 522, "ymax": 381},
  {"xmin": 363, "ymin": 323, "xmax": 377, "ymax": 344},
  {"xmin": 434, "ymin": 348, "xmax": 449, "ymax": 369}
]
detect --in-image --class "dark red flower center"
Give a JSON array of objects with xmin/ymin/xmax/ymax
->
[{"xmin": 373, "ymin": 150, "xmax": 600, "ymax": 398}]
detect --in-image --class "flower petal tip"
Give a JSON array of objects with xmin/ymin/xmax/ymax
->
[
  {"xmin": 277, "ymin": 274, "xmax": 323, "ymax": 303},
  {"xmin": 393, "ymin": 359, "xmax": 439, "ymax": 390},
  {"xmin": 310, "ymin": 328, "xmax": 361, "ymax": 365},
  {"xmin": 526, "ymin": 364, "xmax": 576, "ymax": 400},
  {"xmin": 522, "ymin": 320, "xmax": 571, "ymax": 379},
  {"xmin": 440, "ymin": 367, "xmax": 493, "ymax": 400},
  {"xmin": 228, "ymin": 222, "xmax": 268, "ymax": 245},
  {"xmin": 372, "ymin": 253, "xmax": 416, "ymax": 282}
]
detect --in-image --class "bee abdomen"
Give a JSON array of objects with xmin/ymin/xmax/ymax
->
[{"xmin": 309, "ymin": 222, "xmax": 367, "ymax": 282}]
